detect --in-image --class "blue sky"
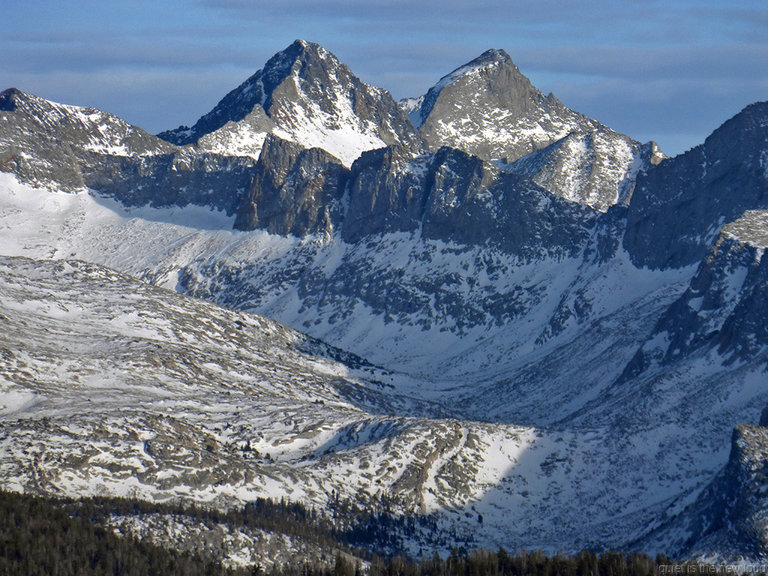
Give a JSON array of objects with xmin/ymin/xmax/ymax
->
[{"xmin": 3, "ymin": 0, "xmax": 767, "ymax": 156}]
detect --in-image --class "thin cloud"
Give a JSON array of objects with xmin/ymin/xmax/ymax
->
[
  {"xmin": 1, "ymin": 0, "xmax": 765, "ymax": 156},
  {"xmin": 516, "ymin": 44, "xmax": 768, "ymax": 80}
]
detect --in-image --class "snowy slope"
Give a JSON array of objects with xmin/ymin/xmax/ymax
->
[
  {"xmin": 3, "ymin": 168, "xmax": 768, "ymax": 557},
  {"xmin": 2, "ymin": 248, "xmax": 766, "ymax": 557},
  {"xmin": 0, "ymin": 254, "xmax": 552, "ymax": 552},
  {"xmin": 0, "ymin": 88, "xmax": 256, "ymax": 215},
  {"xmin": 0, "ymin": 88, "xmax": 174, "ymax": 162}
]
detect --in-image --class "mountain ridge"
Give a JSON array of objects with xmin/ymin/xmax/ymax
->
[{"xmin": 1, "ymin": 40, "xmax": 768, "ymax": 562}]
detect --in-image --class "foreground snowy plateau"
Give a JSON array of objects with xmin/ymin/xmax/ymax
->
[{"xmin": 1, "ymin": 39, "xmax": 768, "ymax": 560}]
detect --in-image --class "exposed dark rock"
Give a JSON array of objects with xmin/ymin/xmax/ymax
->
[
  {"xmin": 422, "ymin": 147, "xmax": 598, "ymax": 258},
  {"xmin": 617, "ymin": 233, "xmax": 768, "ymax": 384},
  {"xmin": 158, "ymin": 72, "xmax": 269, "ymax": 146},
  {"xmin": 342, "ymin": 145, "xmax": 431, "ymax": 243},
  {"xmin": 233, "ymin": 135, "xmax": 349, "ymax": 236},
  {"xmin": 624, "ymin": 101, "xmax": 768, "ymax": 269},
  {"xmin": 342, "ymin": 144, "xmax": 597, "ymax": 259}
]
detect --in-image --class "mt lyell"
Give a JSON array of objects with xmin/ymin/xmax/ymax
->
[{"xmin": 1, "ymin": 39, "xmax": 768, "ymax": 562}]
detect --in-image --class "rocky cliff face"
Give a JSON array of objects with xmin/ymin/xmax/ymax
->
[
  {"xmin": 618, "ymin": 230, "xmax": 768, "ymax": 384},
  {"xmin": 421, "ymin": 147, "xmax": 598, "ymax": 257},
  {"xmin": 342, "ymin": 145, "xmax": 431, "ymax": 243},
  {"xmin": 160, "ymin": 40, "xmax": 421, "ymax": 167},
  {"xmin": 232, "ymin": 130, "xmax": 597, "ymax": 261},
  {"xmin": 701, "ymin": 425, "xmax": 768, "ymax": 557},
  {"xmin": 624, "ymin": 101, "xmax": 768, "ymax": 269},
  {"xmin": 640, "ymin": 423, "xmax": 768, "ymax": 559},
  {"xmin": 233, "ymin": 135, "xmax": 349, "ymax": 236},
  {"xmin": 341, "ymin": 143, "xmax": 597, "ymax": 258}
]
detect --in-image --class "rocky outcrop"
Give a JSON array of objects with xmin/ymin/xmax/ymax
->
[
  {"xmin": 696, "ymin": 424, "xmax": 768, "ymax": 556},
  {"xmin": 506, "ymin": 133, "xmax": 663, "ymax": 212},
  {"xmin": 233, "ymin": 135, "xmax": 349, "ymax": 236},
  {"xmin": 229, "ymin": 132, "xmax": 599, "ymax": 261},
  {"xmin": 342, "ymin": 145, "xmax": 431, "ymax": 243},
  {"xmin": 421, "ymin": 147, "xmax": 597, "ymax": 258},
  {"xmin": 642, "ymin": 424, "xmax": 768, "ymax": 558},
  {"xmin": 618, "ymin": 226, "xmax": 768, "ymax": 384}
]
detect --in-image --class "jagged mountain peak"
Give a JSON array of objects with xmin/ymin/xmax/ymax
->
[
  {"xmin": 0, "ymin": 87, "xmax": 27, "ymax": 110},
  {"xmin": 159, "ymin": 40, "xmax": 419, "ymax": 166},
  {"xmin": 473, "ymin": 47, "xmax": 511, "ymax": 62},
  {"xmin": 700, "ymin": 100, "xmax": 768, "ymax": 162},
  {"xmin": 0, "ymin": 86, "xmax": 56, "ymax": 105},
  {"xmin": 405, "ymin": 49, "xmax": 658, "ymax": 213},
  {"xmin": 267, "ymin": 38, "xmax": 331, "ymax": 64},
  {"xmin": 719, "ymin": 100, "xmax": 768, "ymax": 129},
  {"xmin": 409, "ymin": 48, "xmax": 602, "ymax": 160},
  {"xmin": 158, "ymin": 40, "xmax": 340, "ymax": 148},
  {"xmin": 413, "ymin": 48, "xmax": 536, "ymax": 129},
  {"xmin": 435, "ymin": 47, "xmax": 515, "ymax": 86},
  {"xmin": 260, "ymin": 39, "xmax": 338, "ymax": 103}
]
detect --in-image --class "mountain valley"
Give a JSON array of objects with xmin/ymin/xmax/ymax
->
[{"xmin": 1, "ymin": 40, "xmax": 768, "ymax": 564}]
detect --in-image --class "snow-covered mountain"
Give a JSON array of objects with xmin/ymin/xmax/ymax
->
[
  {"xmin": 1, "ymin": 40, "xmax": 768, "ymax": 562},
  {"xmin": 0, "ymin": 254, "xmax": 545, "ymax": 552},
  {"xmin": 159, "ymin": 39, "xmax": 421, "ymax": 167},
  {"xmin": 0, "ymin": 87, "xmax": 255, "ymax": 214},
  {"xmin": 403, "ymin": 49, "xmax": 664, "ymax": 211}
]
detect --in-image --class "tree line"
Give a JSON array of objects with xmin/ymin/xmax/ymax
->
[
  {"xmin": 0, "ymin": 489, "xmax": 242, "ymax": 575},
  {"xmin": 0, "ymin": 489, "xmax": 747, "ymax": 576}
]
